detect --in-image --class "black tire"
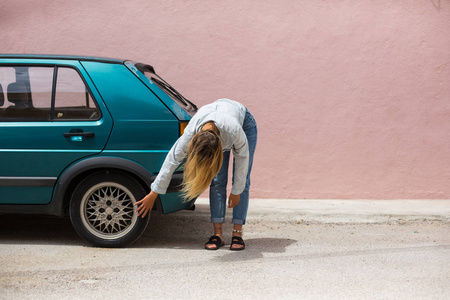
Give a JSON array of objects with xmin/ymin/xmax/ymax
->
[{"xmin": 69, "ymin": 171, "xmax": 149, "ymax": 247}]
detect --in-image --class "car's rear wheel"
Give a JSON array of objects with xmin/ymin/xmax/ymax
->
[{"xmin": 70, "ymin": 171, "xmax": 149, "ymax": 247}]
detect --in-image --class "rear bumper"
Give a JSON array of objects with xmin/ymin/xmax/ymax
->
[{"xmin": 152, "ymin": 172, "xmax": 197, "ymax": 214}]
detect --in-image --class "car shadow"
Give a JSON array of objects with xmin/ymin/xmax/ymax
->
[
  {"xmin": 0, "ymin": 208, "xmax": 214, "ymax": 247},
  {"xmin": 0, "ymin": 214, "xmax": 80, "ymax": 246},
  {"xmin": 0, "ymin": 204, "xmax": 212, "ymax": 247},
  {"xmin": 0, "ymin": 204, "xmax": 296, "ymax": 258},
  {"xmin": 132, "ymin": 207, "xmax": 219, "ymax": 249}
]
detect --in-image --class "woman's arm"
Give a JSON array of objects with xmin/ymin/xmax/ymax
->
[
  {"xmin": 230, "ymin": 128, "xmax": 249, "ymax": 195},
  {"xmin": 151, "ymin": 132, "xmax": 192, "ymax": 194}
]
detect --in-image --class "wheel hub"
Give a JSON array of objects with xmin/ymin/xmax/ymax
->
[{"xmin": 105, "ymin": 207, "xmax": 114, "ymax": 215}]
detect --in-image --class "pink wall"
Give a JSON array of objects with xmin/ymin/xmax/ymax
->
[{"xmin": 1, "ymin": 1, "xmax": 449, "ymax": 199}]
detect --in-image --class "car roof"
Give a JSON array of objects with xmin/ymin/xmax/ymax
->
[{"xmin": 0, "ymin": 54, "xmax": 126, "ymax": 64}]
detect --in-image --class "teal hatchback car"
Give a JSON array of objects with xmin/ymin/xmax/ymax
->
[{"xmin": 0, "ymin": 54, "xmax": 197, "ymax": 247}]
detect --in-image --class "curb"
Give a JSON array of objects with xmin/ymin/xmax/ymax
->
[{"xmin": 194, "ymin": 198, "xmax": 450, "ymax": 224}]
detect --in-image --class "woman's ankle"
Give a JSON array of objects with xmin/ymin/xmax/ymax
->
[
  {"xmin": 232, "ymin": 225, "xmax": 243, "ymax": 237},
  {"xmin": 213, "ymin": 223, "xmax": 223, "ymax": 239}
]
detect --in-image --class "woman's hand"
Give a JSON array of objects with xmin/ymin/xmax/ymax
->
[
  {"xmin": 228, "ymin": 193, "xmax": 240, "ymax": 208},
  {"xmin": 135, "ymin": 191, "xmax": 159, "ymax": 218}
]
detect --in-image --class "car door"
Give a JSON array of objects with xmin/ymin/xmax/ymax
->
[{"xmin": 0, "ymin": 60, "xmax": 113, "ymax": 204}]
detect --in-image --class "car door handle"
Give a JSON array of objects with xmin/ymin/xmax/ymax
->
[{"xmin": 63, "ymin": 132, "xmax": 95, "ymax": 138}]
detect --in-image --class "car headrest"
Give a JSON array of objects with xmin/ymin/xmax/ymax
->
[{"xmin": 7, "ymin": 82, "xmax": 30, "ymax": 108}]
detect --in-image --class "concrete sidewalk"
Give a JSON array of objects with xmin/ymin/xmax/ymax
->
[{"xmin": 195, "ymin": 198, "xmax": 450, "ymax": 223}]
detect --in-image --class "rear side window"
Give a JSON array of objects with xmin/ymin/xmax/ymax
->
[
  {"xmin": 55, "ymin": 67, "xmax": 99, "ymax": 120},
  {"xmin": 0, "ymin": 65, "xmax": 100, "ymax": 121}
]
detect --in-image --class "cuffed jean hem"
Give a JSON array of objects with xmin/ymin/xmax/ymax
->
[
  {"xmin": 210, "ymin": 218, "xmax": 246, "ymax": 225},
  {"xmin": 211, "ymin": 217, "xmax": 225, "ymax": 224},
  {"xmin": 232, "ymin": 218, "xmax": 246, "ymax": 225}
]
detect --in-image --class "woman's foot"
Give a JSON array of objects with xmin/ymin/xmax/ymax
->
[
  {"xmin": 205, "ymin": 235, "xmax": 224, "ymax": 250},
  {"xmin": 205, "ymin": 223, "xmax": 224, "ymax": 250},
  {"xmin": 230, "ymin": 227, "xmax": 245, "ymax": 250},
  {"xmin": 230, "ymin": 236, "xmax": 245, "ymax": 251}
]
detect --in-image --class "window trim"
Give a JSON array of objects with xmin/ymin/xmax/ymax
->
[{"xmin": 51, "ymin": 65, "xmax": 57, "ymax": 120}]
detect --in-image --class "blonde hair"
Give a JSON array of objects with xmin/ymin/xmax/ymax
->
[{"xmin": 181, "ymin": 127, "xmax": 223, "ymax": 201}]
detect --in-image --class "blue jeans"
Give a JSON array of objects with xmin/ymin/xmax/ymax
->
[{"xmin": 209, "ymin": 109, "xmax": 257, "ymax": 225}]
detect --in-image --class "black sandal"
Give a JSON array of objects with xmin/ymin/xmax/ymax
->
[
  {"xmin": 230, "ymin": 236, "xmax": 245, "ymax": 251},
  {"xmin": 205, "ymin": 235, "xmax": 224, "ymax": 250}
]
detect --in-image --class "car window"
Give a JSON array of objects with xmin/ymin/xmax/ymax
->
[
  {"xmin": 0, "ymin": 67, "xmax": 16, "ymax": 106},
  {"xmin": 0, "ymin": 66, "xmax": 52, "ymax": 120},
  {"xmin": 54, "ymin": 67, "xmax": 100, "ymax": 120},
  {"xmin": 29, "ymin": 67, "xmax": 53, "ymax": 110},
  {"xmin": 0, "ymin": 65, "xmax": 100, "ymax": 121}
]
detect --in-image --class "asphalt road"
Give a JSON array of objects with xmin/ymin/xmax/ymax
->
[{"xmin": 0, "ymin": 200, "xmax": 449, "ymax": 299}]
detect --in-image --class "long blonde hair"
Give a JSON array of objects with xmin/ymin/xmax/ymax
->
[{"xmin": 181, "ymin": 126, "xmax": 223, "ymax": 201}]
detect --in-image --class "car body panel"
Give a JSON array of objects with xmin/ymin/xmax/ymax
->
[{"xmin": 80, "ymin": 61, "xmax": 180, "ymax": 151}]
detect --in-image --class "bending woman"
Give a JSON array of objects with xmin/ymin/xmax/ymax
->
[{"xmin": 135, "ymin": 99, "xmax": 257, "ymax": 251}]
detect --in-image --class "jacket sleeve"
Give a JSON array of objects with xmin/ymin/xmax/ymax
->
[
  {"xmin": 150, "ymin": 133, "xmax": 191, "ymax": 194},
  {"xmin": 231, "ymin": 128, "xmax": 249, "ymax": 195}
]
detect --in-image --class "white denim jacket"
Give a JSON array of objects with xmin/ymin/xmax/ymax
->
[{"xmin": 151, "ymin": 99, "xmax": 249, "ymax": 195}]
